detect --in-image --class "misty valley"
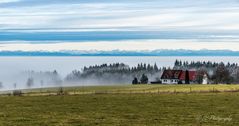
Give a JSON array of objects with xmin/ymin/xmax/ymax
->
[{"xmin": 1, "ymin": 56, "xmax": 239, "ymax": 91}]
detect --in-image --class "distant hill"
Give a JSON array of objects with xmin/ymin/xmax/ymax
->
[{"xmin": 0, "ymin": 49, "xmax": 239, "ymax": 56}]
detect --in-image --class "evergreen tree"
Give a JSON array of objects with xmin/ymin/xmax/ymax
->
[
  {"xmin": 185, "ymin": 70, "xmax": 190, "ymax": 84},
  {"xmin": 132, "ymin": 77, "xmax": 139, "ymax": 85},
  {"xmin": 174, "ymin": 60, "xmax": 179, "ymax": 66},
  {"xmin": 153, "ymin": 63, "xmax": 159, "ymax": 71},
  {"xmin": 140, "ymin": 74, "xmax": 148, "ymax": 84}
]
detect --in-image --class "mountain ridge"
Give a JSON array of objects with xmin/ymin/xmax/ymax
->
[{"xmin": 0, "ymin": 49, "xmax": 238, "ymax": 56}]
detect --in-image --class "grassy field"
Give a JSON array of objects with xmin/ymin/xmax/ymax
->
[
  {"xmin": 9, "ymin": 84, "xmax": 239, "ymax": 96},
  {"xmin": 1, "ymin": 85, "xmax": 239, "ymax": 125}
]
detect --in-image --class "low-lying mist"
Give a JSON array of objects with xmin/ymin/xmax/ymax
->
[
  {"xmin": 1, "ymin": 56, "xmax": 239, "ymax": 91},
  {"xmin": 0, "ymin": 62, "xmax": 163, "ymax": 91}
]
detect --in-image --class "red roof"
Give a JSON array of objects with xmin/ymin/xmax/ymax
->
[
  {"xmin": 161, "ymin": 70, "xmax": 182, "ymax": 79},
  {"xmin": 161, "ymin": 70, "xmax": 196, "ymax": 81},
  {"xmin": 179, "ymin": 71, "xmax": 196, "ymax": 81}
]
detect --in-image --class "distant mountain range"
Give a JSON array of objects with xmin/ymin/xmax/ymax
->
[{"xmin": 0, "ymin": 49, "xmax": 239, "ymax": 56}]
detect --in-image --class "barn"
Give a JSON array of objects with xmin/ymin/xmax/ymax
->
[{"xmin": 160, "ymin": 70, "xmax": 196, "ymax": 84}]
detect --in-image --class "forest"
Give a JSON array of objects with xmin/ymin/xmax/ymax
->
[
  {"xmin": 1, "ymin": 60, "xmax": 239, "ymax": 90},
  {"xmin": 65, "ymin": 60, "xmax": 239, "ymax": 85}
]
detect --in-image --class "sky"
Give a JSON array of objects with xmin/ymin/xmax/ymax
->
[{"xmin": 1, "ymin": 0, "xmax": 239, "ymax": 51}]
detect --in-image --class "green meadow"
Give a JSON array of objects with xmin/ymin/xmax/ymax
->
[
  {"xmin": 1, "ymin": 85, "xmax": 239, "ymax": 126},
  {"xmin": 12, "ymin": 84, "xmax": 239, "ymax": 96}
]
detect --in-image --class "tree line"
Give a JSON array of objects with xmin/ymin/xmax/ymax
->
[
  {"xmin": 1, "ymin": 60, "xmax": 239, "ymax": 90},
  {"xmin": 65, "ymin": 60, "xmax": 239, "ymax": 85},
  {"xmin": 65, "ymin": 63, "xmax": 162, "ymax": 84},
  {"xmin": 174, "ymin": 60, "xmax": 239, "ymax": 84}
]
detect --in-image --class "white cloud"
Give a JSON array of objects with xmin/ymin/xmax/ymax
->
[
  {"xmin": 0, "ymin": 0, "xmax": 239, "ymax": 30},
  {"xmin": 0, "ymin": 0, "xmax": 239, "ymax": 51},
  {"xmin": 0, "ymin": 0, "xmax": 20, "ymax": 3}
]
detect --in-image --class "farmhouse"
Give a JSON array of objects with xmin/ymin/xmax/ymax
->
[{"xmin": 161, "ymin": 70, "xmax": 196, "ymax": 84}]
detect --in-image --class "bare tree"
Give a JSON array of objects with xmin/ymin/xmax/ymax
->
[
  {"xmin": 26, "ymin": 77, "xmax": 34, "ymax": 88},
  {"xmin": 0, "ymin": 82, "xmax": 3, "ymax": 89},
  {"xmin": 212, "ymin": 64, "xmax": 233, "ymax": 84},
  {"xmin": 40, "ymin": 80, "xmax": 44, "ymax": 88},
  {"xmin": 13, "ymin": 83, "xmax": 17, "ymax": 89}
]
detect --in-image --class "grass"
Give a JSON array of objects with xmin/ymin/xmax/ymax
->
[
  {"xmin": 1, "ymin": 85, "xmax": 239, "ymax": 125},
  {"xmin": 9, "ymin": 84, "xmax": 239, "ymax": 96}
]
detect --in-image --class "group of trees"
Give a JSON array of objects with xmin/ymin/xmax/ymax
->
[
  {"xmin": 4, "ymin": 70, "xmax": 62, "ymax": 90},
  {"xmin": 175, "ymin": 60, "xmax": 239, "ymax": 84},
  {"xmin": 212, "ymin": 64, "xmax": 233, "ymax": 84},
  {"xmin": 174, "ymin": 60, "xmax": 238, "ymax": 69},
  {"xmin": 132, "ymin": 74, "xmax": 149, "ymax": 84},
  {"xmin": 63, "ymin": 60, "xmax": 239, "ymax": 85},
  {"xmin": 65, "ymin": 63, "xmax": 161, "ymax": 84},
  {"xmin": 2, "ymin": 60, "xmax": 239, "ymax": 90}
]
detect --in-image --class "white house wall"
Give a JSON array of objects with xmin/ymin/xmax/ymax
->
[{"xmin": 161, "ymin": 79, "xmax": 179, "ymax": 84}]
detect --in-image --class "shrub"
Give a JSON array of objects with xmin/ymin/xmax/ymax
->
[
  {"xmin": 57, "ymin": 87, "xmax": 68, "ymax": 95},
  {"xmin": 12, "ymin": 90, "xmax": 22, "ymax": 96}
]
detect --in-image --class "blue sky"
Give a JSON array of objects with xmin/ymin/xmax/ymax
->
[{"xmin": 1, "ymin": 0, "xmax": 239, "ymax": 51}]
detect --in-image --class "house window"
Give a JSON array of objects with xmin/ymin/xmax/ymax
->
[
  {"xmin": 171, "ymin": 80, "xmax": 173, "ymax": 82},
  {"xmin": 164, "ymin": 80, "xmax": 167, "ymax": 82}
]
